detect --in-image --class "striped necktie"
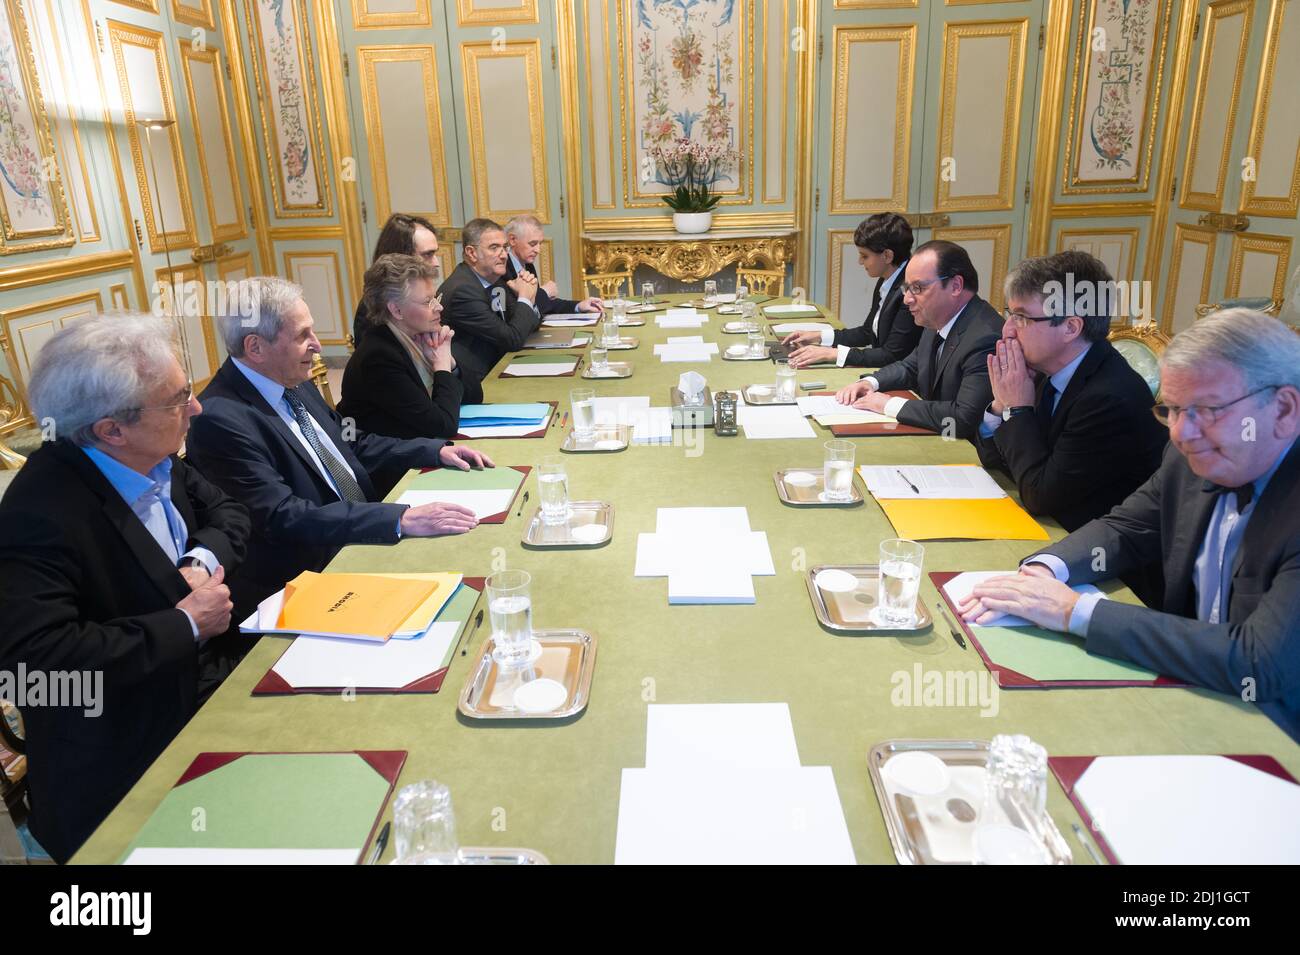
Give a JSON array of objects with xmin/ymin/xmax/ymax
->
[{"xmin": 283, "ymin": 390, "xmax": 367, "ymax": 503}]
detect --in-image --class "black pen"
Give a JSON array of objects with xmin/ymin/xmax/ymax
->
[
  {"xmin": 461, "ymin": 608, "xmax": 484, "ymax": 656},
  {"xmin": 936, "ymin": 602, "xmax": 966, "ymax": 649},
  {"xmin": 896, "ymin": 468, "xmax": 920, "ymax": 495},
  {"xmin": 516, "ymin": 490, "xmax": 530, "ymax": 517},
  {"xmin": 366, "ymin": 822, "xmax": 390, "ymax": 865}
]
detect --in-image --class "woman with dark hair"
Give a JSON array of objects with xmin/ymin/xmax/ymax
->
[
  {"xmin": 340, "ymin": 254, "xmax": 482, "ymax": 483},
  {"xmin": 351, "ymin": 213, "xmax": 441, "ymax": 345},
  {"xmin": 785, "ymin": 212, "xmax": 921, "ymax": 369}
]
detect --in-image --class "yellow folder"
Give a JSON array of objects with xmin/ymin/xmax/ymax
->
[
  {"xmin": 360, "ymin": 572, "xmax": 463, "ymax": 636},
  {"xmin": 279, "ymin": 572, "xmax": 440, "ymax": 641},
  {"xmin": 877, "ymin": 497, "xmax": 1050, "ymax": 541}
]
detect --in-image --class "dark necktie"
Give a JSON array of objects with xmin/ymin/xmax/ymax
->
[
  {"xmin": 283, "ymin": 390, "xmax": 367, "ymax": 503},
  {"xmin": 1202, "ymin": 480, "xmax": 1255, "ymax": 513},
  {"xmin": 866, "ymin": 282, "xmax": 883, "ymax": 340},
  {"xmin": 924, "ymin": 334, "xmax": 944, "ymax": 397},
  {"xmin": 1036, "ymin": 378, "xmax": 1058, "ymax": 423}
]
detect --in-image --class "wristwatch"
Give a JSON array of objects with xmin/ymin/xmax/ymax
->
[
  {"xmin": 1002, "ymin": 405, "xmax": 1034, "ymax": 422},
  {"xmin": 177, "ymin": 557, "xmax": 205, "ymax": 570}
]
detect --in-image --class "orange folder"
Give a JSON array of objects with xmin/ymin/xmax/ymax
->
[
  {"xmin": 278, "ymin": 572, "xmax": 439, "ymax": 642},
  {"xmin": 877, "ymin": 497, "xmax": 1049, "ymax": 541}
]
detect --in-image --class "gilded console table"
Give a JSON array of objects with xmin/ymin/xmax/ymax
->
[{"xmin": 581, "ymin": 228, "xmax": 797, "ymax": 283}]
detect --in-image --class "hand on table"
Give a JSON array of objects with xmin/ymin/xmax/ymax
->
[
  {"xmin": 957, "ymin": 567, "xmax": 1079, "ymax": 631},
  {"xmin": 787, "ymin": 345, "xmax": 836, "ymax": 369},
  {"xmin": 780, "ymin": 329, "xmax": 821, "ymax": 348},
  {"xmin": 400, "ymin": 502, "xmax": 479, "ymax": 537},
  {"xmin": 439, "ymin": 444, "xmax": 494, "ymax": 471},
  {"xmin": 835, "ymin": 379, "xmax": 875, "ymax": 406}
]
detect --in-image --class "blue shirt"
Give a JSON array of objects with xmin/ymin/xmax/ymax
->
[
  {"xmin": 980, "ymin": 343, "xmax": 1092, "ymax": 438},
  {"xmin": 480, "ymin": 265, "xmax": 538, "ymax": 315}
]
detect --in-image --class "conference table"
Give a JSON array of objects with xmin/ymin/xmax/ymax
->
[{"xmin": 75, "ymin": 294, "xmax": 1299, "ymax": 864}]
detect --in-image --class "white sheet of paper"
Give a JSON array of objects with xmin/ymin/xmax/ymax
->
[
  {"xmin": 764, "ymin": 304, "xmax": 821, "ymax": 315},
  {"xmin": 796, "ymin": 396, "xmax": 895, "ymax": 424},
  {"xmin": 656, "ymin": 347, "xmax": 713, "ymax": 362},
  {"xmin": 653, "ymin": 340, "xmax": 717, "ymax": 354},
  {"xmin": 635, "ymin": 530, "xmax": 774, "ymax": 577},
  {"xmin": 815, "ymin": 412, "xmax": 896, "ymax": 426},
  {"xmin": 270, "ymin": 621, "xmax": 461, "ymax": 690},
  {"xmin": 592, "ymin": 395, "xmax": 651, "ymax": 426},
  {"xmin": 396, "ymin": 488, "xmax": 515, "ymax": 519},
  {"xmin": 1074, "ymin": 755, "xmax": 1300, "ymax": 864},
  {"xmin": 667, "ymin": 566, "xmax": 755, "ymax": 604},
  {"xmin": 457, "ymin": 422, "xmax": 544, "ymax": 437},
  {"xmin": 503, "ymin": 360, "xmax": 578, "ymax": 376},
  {"xmin": 664, "ymin": 307, "xmax": 699, "ymax": 320},
  {"xmin": 656, "ymin": 507, "xmax": 752, "ymax": 535},
  {"xmin": 771, "ymin": 322, "xmax": 833, "ymax": 333},
  {"xmin": 857, "ymin": 465, "xmax": 1007, "ymax": 499},
  {"xmin": 629, "ymin": 407, "xmax": 674, "ymax": 444},
  {"xmin": 543, "ymin": 315, "xmax": 598, "ymax": 326},
  {"xmin": 123, "ymin": 847, "xmax": 358, "ymax": 865},
  {"xmin": 645, "ymin": 704, "xmax": 801, "ymax": 770},
  {"xmin": 667, "ymin": 335, "xmax": 705, "ymax": 343},
  {"xmin": 614, "ymin": 766, "xmax": 856, "ymax": 864},
  {"xmin": 941, "ymin": 571, "xmax": 1103, "ymax": 628},
  {"xmin": 736, "ymin": 404, "xmax": 816, "ymax": 439}
]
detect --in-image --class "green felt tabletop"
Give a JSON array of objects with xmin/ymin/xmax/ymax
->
[{"xmin": 73, "ymin": 294, "xmax": 1300, "ymax": 865}]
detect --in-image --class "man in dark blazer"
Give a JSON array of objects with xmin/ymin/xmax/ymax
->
[
  {"xmin": 960, "ymin": 310, "xmax": 1300, "ymax": 742},
  {"xmin": 784, "ymin": 212, "xmax": 921, "ymax": 369},
  {"xmin": 0, "ymin": 315, "xmax": 248, "ymax": 862},
  {"xmin": 439, "ymin": 218, "xmax": 543, "ymax": 385},
  {"xmin": 975, "ymin": 250, "xmax": 1168, "ymax": 532},
  {"xmin": 503, "ymin": 214, "xmax": 602, "ymax": 317},
  {"xmin": 836, "ymin": 239, "xmax": 1001, "ymax": 439},
  {"xmin": 186, "ymin": 277, "xmax": 492, "ymax": 620}
]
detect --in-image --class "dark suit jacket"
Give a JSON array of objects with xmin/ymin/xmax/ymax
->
[
  {"xmin": 0, "ymin": 439, "xmax": 250, "ymax": 862},
  {"xmin": 976, "ymin": 339, "xmax": 1169, "ymax": 532},
  {"xmin": 504, "ymin": 255, "xmax": 578, "ymax": 316},
  {"xmin": 870, "ymin": 294, "xmax": 1002, "ymax": 439},
  {"xmin": 352, "ymin": 300, "xmax": 371, "ymax": 347},
  {"xmin": 1032, "ymin": 440, "xmax": 1300, "ymax": 741},
  {"xmin": 439, "ymin": 261, "xmax": 541, "ymax": 385},
  {"xmin": 186, "ymin": 358, "xmax": 449, "ymax": 618},
  {"xmin": 832, "ymin": 267, "xmax": 921, "ymax": 368}
]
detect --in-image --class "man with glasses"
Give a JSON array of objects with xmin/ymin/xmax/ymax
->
[
  {"xmin": 438, "ymin": 217, "xmax": 543, "ymax": 386},
  {"xmin": 835, "ymin": 239, "xmax": 1001, "ymax": 439},
  {"xmin": 0, "ymin": 313, "xmax": 251, "ymax": 862},
  {"xmin": 975, "ymin": 250, "xmax": 1167, "ymax": 533},
  {"xmin": 352, "ymin": 212, "xmax": 442, "ymax": 347},
  {"xmin": 959, "ymin": 309, "xmax": 1300, "ymax": 742}
]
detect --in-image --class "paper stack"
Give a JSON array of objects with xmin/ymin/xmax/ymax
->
[
  {"xmin": 857, "ymin": 465, "xmax": 1049, "ymax": 541},
  {"xmin": 654, "ymin": 336, "xmax": 718, "ymax": 362},
  {"xmin": 615, "ymin": 704, "xmax": 857, "ymax": 864},
  {"xmin": 457, "ymin": 403, "xmax": 552, "ymax": 438},
  {"xmin": 735, "ymin": 401, "xmax": 816, "ymax": 439},
  {"xmin": 635, "ymin": 507, "xmax": 775, "ymax": 603},
  {"xmin": 656, "ymin": 307, "xmax": 707, "ymax": 328},
  {"xmin": 628, "ymin": 406, "xmax": 674, "ymax": 444},
  {"xmin": 795, "ymin": 394, "xmax": 896, "ymax": 427}
]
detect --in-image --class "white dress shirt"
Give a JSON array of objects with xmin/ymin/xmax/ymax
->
[
  {"xmin": 822, "ymin": 262, "xmax": 906, "ymax": 368},
  {"xmin": 867, "ymin": 303, "xmax": 967, "ymax": 418}
]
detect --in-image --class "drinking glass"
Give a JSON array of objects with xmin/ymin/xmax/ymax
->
[
  {"xmin": 775, "ymin": 365, "xmax": 798, "ymax": 402},
  {"xmin": 747, "ymin": 328, "xmax": 767, "ymax": 358},
  {"xmin": 739, "ymin": 300, "xmax": 760, "ymax": 332},
  {"xmin": 822, "ymin": 440, "xmax": 856, "ymax": 502},
  {"xmin": 487, "ymin": 569, "xmax": 533, "ymax": 668},
  {"xmin": 392, "ymin": 779, "xmax": 459, "ymax": 865},
  {"xmin": 703, "ymin": 279, "xmax": 718, "ymax": 304},
  {"xmin": 735, "ymin": 283, "xmax": 749, "ymax": 307},
  {"xmin": 538, "ymin": 456, "xmax": 570, "ymax": 524},
  {"xmin": 570, "ymin": 388, "xmax": 596, "ymax": 437},
  {"xmin": 601, "ymin": 313, "xmax": 622, "ymax": 346},
  {"xmin": 877, "ymin": 538, "xmax": 924, "ymax": 625},
  {"xmin": 641, "ymin": 281, "xmax": 655, "ymax": 308},
  {"xmin": 590, "ymin": 345, "xmax": 608, "ymax": 372}
]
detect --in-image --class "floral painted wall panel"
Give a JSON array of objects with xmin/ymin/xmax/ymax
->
[
  {"xmin": 627, "ymin": 0, "xmax": 748, "ymax": 203},
  {"xmin": 0, "ymin": 0, "xmax": 70, "ymax": 245},
  {"xmin": 248, "ymin": 0, "xmax": 330, "ymax": 217},
  {"xmin": 1066, "ymin": 0, "xmax": 1173, "ymax": 193}
]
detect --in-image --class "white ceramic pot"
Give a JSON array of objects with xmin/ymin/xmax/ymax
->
[{"xmin": 672, "ymin": 211, "xmax": 713, "ymax": 234}]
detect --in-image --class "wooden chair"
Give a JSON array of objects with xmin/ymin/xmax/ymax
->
[
  {"xmin": 735, "ymin": 266, "xmax": 785, "ymax": 297},
  {"xmin": 1109, "ymin": 321, "xmax": 1170, "ymax": 399},
  {"xmin": 582, "ymin": 270, "xmax": 634, "ymax": 301}
]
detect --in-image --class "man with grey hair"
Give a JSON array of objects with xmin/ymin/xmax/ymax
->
[
  {"xmin": 438, "ymin": 217, "xmax": 543, "ymax": 386},
  {"xmin": 0, "ymin": 313, "xmax": 250, "ymax": 862},
  {"xmin": 186, "ymin": 276, "xmax": 492, "ymax": 620},
  {"xmin": 503, "ymin": 214, "xmax": 602, "ymax": 317},
  {"xmin": 975, "ymin": 250, "xmax": 1168, "ymax": 533},
  {"xmin": 960, "ymin": 309, "xmax": 1300, "ymax": 742}
]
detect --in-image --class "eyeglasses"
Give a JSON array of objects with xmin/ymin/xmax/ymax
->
[
  {"xmin": 407, "ymin": 293, "xmax": 442, "ymax": 310},
  {"xmin": 1001, "ymin": 308, "xmax": 1061, "ymax": 329},
  {"xmin": 135, "ymin": 380, "xmax": 194, "ymax": 413},
  {"xmin": 1152, "ymin": 385, "xmax": 1281, "ymax": 427},
  {"xmin": 901, "ymin": 275, "xmax": 951, "ymax": 297}
]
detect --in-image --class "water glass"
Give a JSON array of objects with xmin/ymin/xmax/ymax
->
[
  {"xmin": 590, "ymin": 345, "xmax": 608, "ymax": 371},
  {"xmin": 641, "ymin": 281, "xmax": 655, "ymax": 308},
  {"xmin": 983, "ymin": 734, "xmax": 1049, "ymax": 821},
  {"xmin": 601, "ymin": 313, "xmax": 622, "ymax": 346},
  {"xmin": 538, "ymin": 455, "xmax": 570, "ymax": 524},
  {"xmin": 570, "ymin": 387, "xmax": 596, "ymax": 437},
  {"xmin": 775, "ymin": 365, "xmax": 798, "ymax": 402},
  {"xmin": 877, "ymin": 538, "xmax": 924, "ymax": 625},
  {"xmin": 392, "ymin": 779, "xmax": 459, "ymax": 865},
  {"xmin": 739, "ymin": 300, "xmax": 760, "ymax": 332},
  {"xmin": 735, "ymin": 283, "xmax": 748, "ymax": 307},
  {"xmin": 487, "ymin": 569, "xmax": 533, "ymax": 668},
  {"xmin": 823, "ymin": 440, "xmax": 856, "ymax": 502},
  {"xmin": 611, "ymin": 298, "xmax": 629, "ymax": 324},
  {"xmin": 747, "ymin": 327, "xmax": 767, "ymax": 358},
  {"xmin": 703, "ymin": 279, "xmax": 718, "ymax": 304}
]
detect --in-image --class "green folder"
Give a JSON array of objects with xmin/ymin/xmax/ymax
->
[
  {"xmin": 973, "ymin": 623, "xmax": 1159, "ymax": 683},
  {"xmin": 405, "ymin": 465, "xmax": 527, "ymax": 492}
]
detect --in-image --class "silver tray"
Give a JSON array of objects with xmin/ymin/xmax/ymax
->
[
  {"xmin": 582, "ymin": 361, "xmax": 633, "ymax": 379},
  {"xmin": 458, "ymin": 628, "xmax": 597, "ymax": 720},
  {"xmin": 867, "ymin": 740, "xmax": 1073, "ymax": 866},
  {"xmin": 603, "ymin": 336, "xmax": 639, "ymax": 349},
  {"xmin": 721, "ymin": 345, "xmax": 772, "ymax": 362},
  {"xmin": 775, "ymin": 468, "xmax": 864, "ymax": 505},
  {"xmin": 614, "ymin": 316, "xmax": 648, "ymax": 326},
  {"xmin": 721, "ymin": 321, "xmax": 759, "ymax": 334},
  {"xmin": 743, "ymin": 384, "xmax": 797, "ymax": 405},
  {"xmin": 560, "ymin": 425, "xmax": 629, "ymax": 452},
  {"xmin": 456, "ymin": 847, "xmax": 551, "ymax": 865},
  {"xmin": 805, "ymin": 563, "xmax": 931, "ymax": 632},
  {"xmin": 521, "ymin": 501, "xmax": 613, "ymax": 547}
]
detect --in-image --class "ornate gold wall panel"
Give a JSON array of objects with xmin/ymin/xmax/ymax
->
[
  {"xmin": 357, "ymin": 46, "xmax": 452, "ymax": 229},
  {"xmin": 830, "ymin": 25, "xmax": 915, "ymax": 215},
  {"xmin": 1225, "ymin": 233, "xmax": 1292, "ymax": 301},
  {"xmin": 171, "ymin": 0, "xmax": 215, "ymax": 29},
  {"xmin": 1179, "ymin": 0, "xmax": 1253, "ymax": 212},
  {"xmin": 216, "ymin": 250, "xmax": 253, "ymax": 283},
  {"xmin": 1162, "ymin": 223, "xmax": 1216, "ymax": 332},
  {"xmin": 538, "ymin": 238, "xmax": 553, "ymax": 286},
  {"xmin": 1239, "ymin": 0, "xmax": 1300, "ymax": 217},
  {"xmin": 1, "ymin": 291, "xmax": 103, "ymax": 425},
  {"xmin": 762, "ymin": 0, "xmax": 789, "ymax": 204},
  {"xmin": 827, "ymin": 228, "xmax": 871, "ymax": 328},
  {"xmin": 935, "ymin": 20, "xmax": 1028, "ymax": 212},
  {"xmin": 179, "ymin": 43, "xmax": 246, "ymax": 243},
  {"xmin": 457, "ymin": 0, "xmax": 538, "ymax": 26},
  {"xmin": 285, "ymin": 249, "xmax": 348, "ymax": 344},
  {"xmin": 460, "ymin": 40, "xmax": 550, "ymax": 222},
  {"xmin": 353, "ymin": 0, "xmax": 432, "ymax": 29},
  {"xmin": 835, "ymin": 0, "xmax": 917, "ymax": 7},
  {"xmin": 1056, "ymin": 227, "xmax": 1141, "ymax": 285},
  {"xmin": 154, "ymin": 262, "xmax": 218, "ymax": 385},
  {"xmin": 109, "ymin": 283, "xmax": 129, "ymax": 309},
  {"xmin": 933, "ymin": 223, "xmax": 1013, "ymax": 311},
  {"xmin": 0, "ymin": 250, "xmax": 133, "ymax": 294},
  {"xmin": 582, "ymin": 233, "xmax": 796, "ymax": 284},
  {"xmin": 583, "ymin": 0, "xmax": 615, "ymax": 209},
  {"xmin": 110, "ymin": 0, "xmax": 159, "ymax": 12}
]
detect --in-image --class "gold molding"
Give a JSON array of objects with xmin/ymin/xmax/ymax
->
[
  {"xmin": 179, "ymin": 42, "xmax": 247, "ymax": 244},
  {"xmin": 460, "ymin": 40, "xmax": 551, "ymax": 223},
  {"xmin": 215, "ymin": 249, "xmax": 253, "ymax": 282},
  {"xmin": 538, "ymin": 238, "xmax": 553, "ymax": 285},
  {"xmin": 154, "ymin": 261, "xmax": 218, "ymax": 385},
  {"xmin": 1179, "ymin": 0, "xmax": 1254, "ymax": 212},
  {"xmin": 106, "ymin": 19, "xmax": 199, "ymax": 253},
  {"xmin": 826, "ymin": 229, "xmax": 857, "ymax": 323},
  {"xmin": 0, "ymin": 249, "xmax": 134, "ymax": 293},
  {"xmin": 835, "ymin": 0, "xmax": 917, "ymax": 7},
  {"xmin": 1225, "ymin": 232, "xmax": 1292, "ymax": 301},
  {"xmin": 582, "ymin": 0, "xmax": 615, "ymax": 210},
  {"xmin": 357, "ymin": 45, "xmax": 452, "ymax": 229},
  {"xmin": 795, "ymin": 0, "xmax": 816, "ymax": 296},
  {"xmin": 284, "ymin": 248, "xmax": 349, "ymax": 345},
  {"xmin": 456, "ymin": 0, "xmax": 539, "ymax": 26},
  {"xmin": 760, "ymin": 0, "xmax": 789, "ymax": 205},
  {"xmin": 1061, "ymin": 0, "xmax": 1175, "ymax": 196},
  {"xmin": 1239, "ymin": 0, "xmax": 1300, "ymax": 218},
  {"xmin": 932, "ymin": 223, "xmax": 1013, "ymax": 311},
  {"xmin": 109, "ymin": 0, "xmax": 158, "ymax": 11},
  {"xmin": 582, "ymin": 212, "xmax": 798, "ymax": 234},
  {"xmin": 269, "ymin": 225, "xmax": 343, "ymax": 241},
  {"xmin": 39, "ymin": 0, "xmax": 100, "ymax": 244},
  {"xmin": 558, "ymin": 0, "xmax": 585, "ymax": 290},
  {"xmin": 1, "ymin": 289, "xmax": 104, "ymax": 424},
  {"xmin": 1161, "ymin": 223, "xmax": 1217, "ymax": 333},
  {"xmin": 1050, "ymin": 200, "xmax": 1156, "ymax": 218},
  {"xmin": 0, "ymin": 0, "xmax": 73, "ymax": 251},
  {"xmin": 830, "ymin": 25, "xmax": 915, "ymax": 216},
  {"xmin": 1028, "ymin": 0, "xmax": 1071, "ymax": 256},
  {"xmin": 109, "ymin": 282, "xmax": 129, "ymax": 309},
  {"xmin": 244, "ymin": 0, "xmax": 332, "ymax": 218},
  {"xmin": 353, "ymin": 0, "xmax": 432, "ymax": 29},
  {"xmin": 935, "ymin": 19, "xmax": 1028, "ymax": 213},
  {"xmin": 582, "ymin": 233, "xmax": 796, "ymax": 284},
  {"xmin": 171, "ymin": 0, "xmax": 215, "ymax": 30},
  {"xmin": 1056, "ymin": 226, "xmax": 1141, "ymax": 284},
  {"xmin": 216, "ymin": 0, "xmax": 271, "ymax": 273}
]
